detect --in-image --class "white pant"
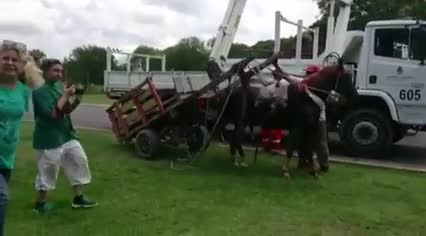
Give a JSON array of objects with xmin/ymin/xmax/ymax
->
[{"xmin": 35, "ymin": 139, "xmax": 92, "ymax": 191}]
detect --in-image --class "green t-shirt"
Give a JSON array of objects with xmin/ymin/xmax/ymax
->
[
  {"xmin": 32, "ymin": 80, "xmax": 77, "ymax": 150},
  {"xmin": 0, "ymin": 81, "xmax": 29, "ymax": 169}
]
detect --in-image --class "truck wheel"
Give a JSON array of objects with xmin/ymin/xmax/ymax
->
[
  {"xmin": 186, "ymin": 125, "xmax": 210, "ymax": 155},
  {"xmin": 134, "ymin": 129, "xmax": 161, "ymax": 159},
  {"xmin": 340, "ymin": 109, "xmax": 393, "ymax": 157}
]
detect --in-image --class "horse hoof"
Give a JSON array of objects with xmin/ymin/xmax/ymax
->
[
  {"xmin": 320, "ymin": 166, "xmax": 329, "ymax": 173},
  {"xmin": 240, "ymin": 162, "xmax": 248, "ymax": 168},
  {"xmin": 234, "ymin": 162, "xmax": 240, "ymax": 167},
  {"xmin": 283, "ymin": 172, "xmax": 291, "ymax": 180},
  {"xmin": 309, "ymin": 171, "xmax": 319, "ymax": 179}
]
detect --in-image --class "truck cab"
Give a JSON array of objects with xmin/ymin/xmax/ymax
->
[{"xmin": 338, "ymin": 20, "xmax": 426, "ymax": 156}]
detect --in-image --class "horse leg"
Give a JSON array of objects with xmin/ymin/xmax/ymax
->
[
  {"xmin": 297, "ymin": 144, "xmax": 308, "ymax": 171},
  {"xmin": 225, "ymin": 122, "xmax": 241, "ymax": 166},
  {"xmin": 237, "ymin": 142, "xmax": 248, "ymax": 167},
  {"xmin": 292, "ymin": 129, "xmax": 308, "ymax": 170},
  {"xmin": 281, "ymin": 153, "xmax": 291, "ymax": 179},
  {"xmin": 230, "ymin": 141, "xmax": 239, "ymax": 166},
  {"xmin": 235, "ymin": 126, "xmax": 248, "ymax": 167},
  {"xmin": 296, "ymin": 129, "xmax": 318, "ymax": 177},
  {"xmin": 306, "ymin": 130, "xmax": 319, "ymax": 178},
  {"xmin": 284, "ymin": 128, "xmax": 300, "ymax": 169},
  {"xmin": 283, "ymin": 129, "xmax": 297, "ymax": 179},
  {"xmin": 297, "ymin": 155, "xmax": 307, "ymax": 169},
  {"xmin": 299, "ymin": 145, "xmax": 316, "ymax": 177},
  {"xmin": 229, "ymin": 125, "xmax": 247, "ymax": 167},
  {"xmin": 228, "ymin": 126, "xmax": 240, "ymax": 166},
  {"xmin": 282, "ymin": 141, "xmax": 292, "ymax": 178}
]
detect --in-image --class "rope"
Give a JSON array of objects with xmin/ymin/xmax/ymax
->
[
  {"xmin": 169, "ymin": 77, "xmax": 235, "ymax": 170},
  {"xmin": 205, "ymin": 78, "xmax": 235, "ymax": 148}
]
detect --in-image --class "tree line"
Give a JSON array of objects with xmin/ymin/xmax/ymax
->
[{"xmin": 29, "ymin": 0, "xmax": 425, "ymax": 85}]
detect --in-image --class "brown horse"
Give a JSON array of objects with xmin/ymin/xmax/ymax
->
[{"xmin": 211, "ymin": 60, "xmax": 359, "ymax": 177}]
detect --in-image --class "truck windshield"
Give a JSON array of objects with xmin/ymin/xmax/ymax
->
[
  {"xmin": 374, "ymin": 26, "xmax": 426, "ymax": 62},
  {"xmin": 374, "ymin": 28, "xmax": 409, "ymax": 59}
]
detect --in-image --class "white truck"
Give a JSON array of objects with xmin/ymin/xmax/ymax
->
[
  {"xmin": 103, "ymin": 0, "xmax": 426, "ymax": 156},
  {"xmin": 334, "ymin": 19, "xmax": 426, "ymax": 156}
]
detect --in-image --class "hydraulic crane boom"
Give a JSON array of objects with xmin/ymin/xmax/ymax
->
[
  {"xmin": 208, "ymin": 0, "xmax": 353, "ymax": 71},
  {"xmin": 322, "ymin": 0, "xmax": 353, "ymax": 59},
  {"xmin": 208, "ymin": 0, "xmax": 248, "ymax": 70}
]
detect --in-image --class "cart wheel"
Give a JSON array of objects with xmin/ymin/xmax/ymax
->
[
  {"xmin": 186, "ymin": 125, "xmax": 210, "ymax": 155},
  {"xmin": 134, "ymin": 129, "xmax": 161, "ymax": 159}
]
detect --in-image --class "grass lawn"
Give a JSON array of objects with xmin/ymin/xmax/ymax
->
[
  {"xmin": 7, "ymin": 123, "xmax": 426, "ymax": 235},
  {"xmin": 80, "ymin": 93, "xmax": 112, "ymax": 105}
]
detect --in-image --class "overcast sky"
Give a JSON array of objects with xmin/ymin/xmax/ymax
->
[{"xmin": 0, "ymin": 0, "xmax": 321, "ymax": 59}]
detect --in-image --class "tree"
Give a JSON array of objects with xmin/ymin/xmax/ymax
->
[
  {"xmin": 313, "ymin": 0, "xmax": 426, "ymax": 31},
  {"xmin": 62, "ymin": 45, "xmax": 114, "ymax": 85},
  {"xmin": 228, "ymin": 35, "xmax": 314, "ymax": 59},
  {"xmin": 228, "ymin": 43, "xmax": 251, "ymax": 58},
  {"xmin": 163, "ymin": 36, "xmax": 210, "ymax": 71},
  {"xmin": 29, "ymin": 49, "xmax": 46, "ymax": 66},
  {"xmin": 311, "ymin": 0, "xmax": 426, "ymax": 54}
]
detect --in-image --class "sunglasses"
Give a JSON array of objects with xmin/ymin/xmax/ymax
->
[{"xmin": 0, "ymin": 40, "xmax": 27, "ymax": 53}]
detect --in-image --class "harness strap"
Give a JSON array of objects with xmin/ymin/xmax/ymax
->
[{"xmin": 305, "ymin": 88, "xmax": 326, "ymax": 121}]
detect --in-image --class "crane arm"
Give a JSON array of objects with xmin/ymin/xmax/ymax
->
[
  {"xmin": 208, "ymin": 0, "xmax": 248, "ymax": 70},
  {"xmin": 322, "ymin": 0, "xmax": 353, "ymax": 59}
]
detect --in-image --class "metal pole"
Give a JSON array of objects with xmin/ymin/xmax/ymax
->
[
  {"xmin": 126, "ymin": 55, "xmax": 131, "ymax": 72},
  {"xmin": 296, "ymin": 19, "xmax": 303, "ymax": 62},
  {"xmin": 274, "ymin": 11, "xmax": 281, "ymax": 53},
  {"xmin": 106, "ymin": 48, "xmax": 111, "ymax": 71},
  {"xmin": 162, "ymin": 55, "xmax": 166, "ymax": 72},
  {"xmin": 313, "ymin": 27, "xmax": 319, "ymax": 60},
  {"xmin": 146, "ymin": 56, "xmax": 150, "ymax": 72}
]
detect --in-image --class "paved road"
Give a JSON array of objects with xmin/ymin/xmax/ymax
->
[
  {"xmin": 24, "ymin": 103, "xmax": 111, "ymax": 130},
  {"xmin": 24, "ymin": 104, "xmax": 426, "ymax": 170},
  {"xmin": 328, "ymin": 132, "xmax": 426, "ymax": 170}
]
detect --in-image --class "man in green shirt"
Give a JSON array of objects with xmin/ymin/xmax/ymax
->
[{"xmin": 32, "ymin": 58, "xmax": 97, "ymax": 213}]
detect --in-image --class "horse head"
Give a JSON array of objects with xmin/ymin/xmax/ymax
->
[{"xmin": 303, "ymin": 62, "xmax": 359, "ymax": 110}]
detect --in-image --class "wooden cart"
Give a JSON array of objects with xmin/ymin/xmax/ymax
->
[{"xmin": 105, "ymin": 76, "xmax": 210, "ymax": 159}]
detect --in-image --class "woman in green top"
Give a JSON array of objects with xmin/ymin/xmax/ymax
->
[
  {"xmin": 0, "ymin": 40, "xmax": 30, "ymax": 236},
  {"xmin": 32, "ymin": 59, "xmax": 97, "ymax": 213}
]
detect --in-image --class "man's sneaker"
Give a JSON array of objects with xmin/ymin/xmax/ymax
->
[
  {"xmin": 240, "ymin": 161, "xmax": 248, "ymax": 168},
  {"xmin": 33, "ymin": 202, "xmax": 52, "ymax": 214},
  {"xmin": 72, "ymin": 195, "xmax": 98, "ymax": 209}
]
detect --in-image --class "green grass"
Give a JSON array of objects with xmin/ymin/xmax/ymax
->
[{"xmin": 7, "ymin": 123, "xmax": 426, "ymax": 236}]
